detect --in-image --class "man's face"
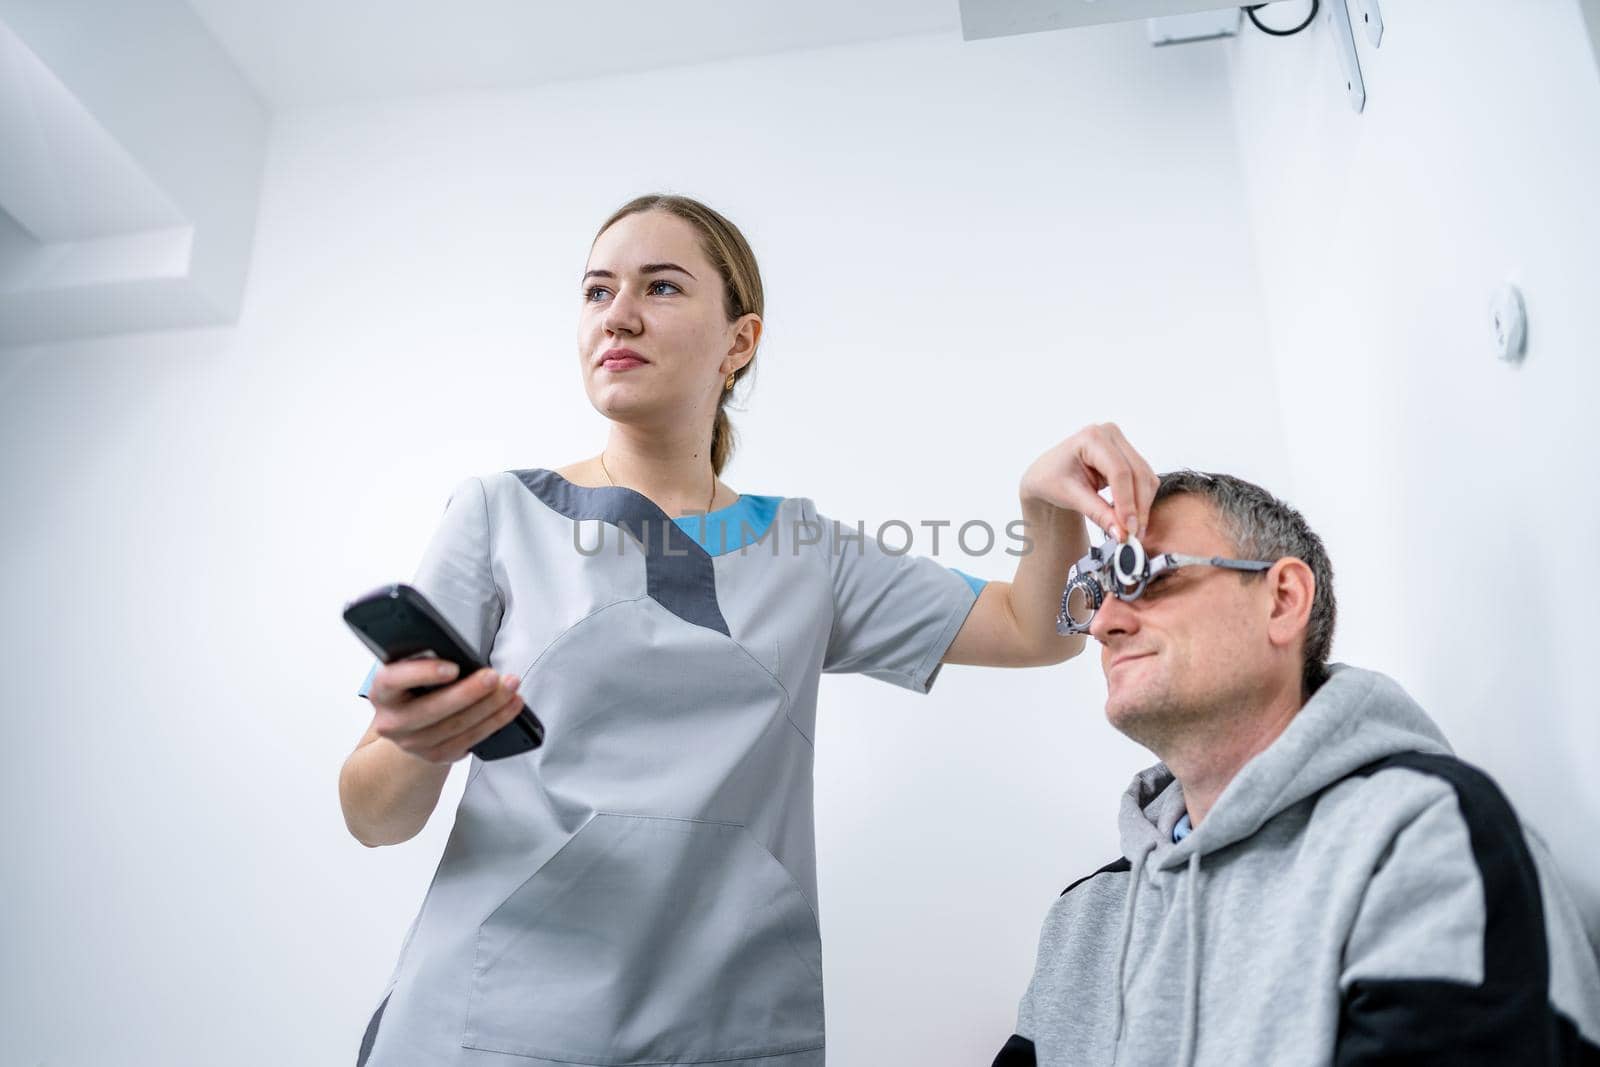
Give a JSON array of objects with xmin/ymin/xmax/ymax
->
[{"xmin": 1088, "ymin": 494, "xmax": 1276, "ymax": 747}]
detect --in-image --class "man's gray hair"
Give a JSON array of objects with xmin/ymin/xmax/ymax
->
[{"xmin": 1153, "ymin": 470, "xmax": 1337, "ymax": 696}]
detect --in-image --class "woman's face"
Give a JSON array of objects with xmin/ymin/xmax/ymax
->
[{"xmin": 578, "ymin": 210, "xmax": 757, "ymax": 431}]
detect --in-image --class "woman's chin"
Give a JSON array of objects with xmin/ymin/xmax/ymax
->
[{"xmin": 591, "ymin": 385, "xmax": 651, "ymax": 420}]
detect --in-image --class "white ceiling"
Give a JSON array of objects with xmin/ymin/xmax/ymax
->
[
  {"xmin": 184, "ymin": 0, "xmax": 964, "ymax": 110},
  {"xmin": 0, "ymin": 0, "xmax": 267, "ymax": 344},
  {"xmin": 0, "ymin": 19, "xmax": 185, "ymax": 242}
]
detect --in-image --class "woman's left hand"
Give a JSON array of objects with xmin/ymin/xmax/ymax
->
[{"xmin": 1019, "ymin": 422, "xmax": 1160, "ymax": 542}]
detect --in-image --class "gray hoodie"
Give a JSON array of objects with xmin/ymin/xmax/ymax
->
[{"xmin": 994, "ymin": 663, "xmax": 1600, "ymax": 1066}]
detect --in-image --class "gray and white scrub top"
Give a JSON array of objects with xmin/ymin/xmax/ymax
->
[{"xmin": 352, "ymin": 468, "xmax": 986, "ymax": 1067}]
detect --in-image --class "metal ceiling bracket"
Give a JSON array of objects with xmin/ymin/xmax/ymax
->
[
  {"xmin": 1330, "ymin": 0, "xmax": 1368, "ymax": 113},
  {"xmin": 1355, "ymin": 0, "xmax": 1384, "ymax": 47}
]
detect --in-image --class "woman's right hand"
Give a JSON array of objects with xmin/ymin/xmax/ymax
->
[{"xmin": 366, "ymin": 660, "xmax": 527, "ymax": 765}]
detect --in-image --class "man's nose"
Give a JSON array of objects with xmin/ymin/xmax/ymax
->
[{"xmin": 1089, "ymin": 592, "xmax": 1137, "ymax": 643}]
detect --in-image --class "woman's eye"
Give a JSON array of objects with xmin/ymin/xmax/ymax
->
[{"xmin": 584, "ymin": 280, "xmax": 678, "ymax": 302}]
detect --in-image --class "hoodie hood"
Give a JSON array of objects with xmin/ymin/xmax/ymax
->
[
  {"xmin": 1102, "ymin": 664, "xmax": 1456, "ymax": 1066},
  {"xmin": 1120, "ymin": 663, "xmax": 1454, "ymax": 871}
]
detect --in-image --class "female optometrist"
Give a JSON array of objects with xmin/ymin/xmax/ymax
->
[{"xmin": 339, "ymin": 194, "xmax": 1158, "ymax": 1067}]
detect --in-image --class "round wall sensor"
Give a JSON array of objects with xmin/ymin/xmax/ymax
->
[{"xmin": 1490, "ymin": 283, "xmax": 1527, "ymax": 364}]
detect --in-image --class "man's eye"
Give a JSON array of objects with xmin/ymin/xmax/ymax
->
[
  {"xmin": 648, "ymin": 280, "xmax": 680, "ymax": 296},
  {"xmin": 1144, "ymin": 572, "xmax": 1174, "ymax": 593}
]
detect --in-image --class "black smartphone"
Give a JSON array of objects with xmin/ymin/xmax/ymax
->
[{"xmin": 343, "ymin": 582, "xmax": 544, "ymax": 760}]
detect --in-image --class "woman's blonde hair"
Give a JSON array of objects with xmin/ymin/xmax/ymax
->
[{"xmin": 593, "ymin": 194, "xmax": 764, "ymax": 476}]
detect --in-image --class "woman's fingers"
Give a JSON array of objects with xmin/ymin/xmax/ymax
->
[
  {"xmin": 1055, "ymin": 470, "xmax": 1123, "ymax": 541},
  {"xmin": 413, "ymin": 689, "xmax": 527, "ymax": 765},
  {"xmin": 1065, "ymin": 426, "xmax": 1140, "ymax": 540},
  {"xmin": 1025, "ymin": 423, "xmax": 1157, "ymax": 542},
  {"xmin": 367, "ymin": 657, "xmax": 463, "ymax": 712},
  {"xmin": 1101, "ymin": 422, "xmax": 1159, "ymax": 539},
  {"xmin": 371, "ymin": 664, "xmax": 520, "ymax": 748},
  {"xmin": 1088, "ymin": 426, "xmax": 1141, "ymax": 539}
]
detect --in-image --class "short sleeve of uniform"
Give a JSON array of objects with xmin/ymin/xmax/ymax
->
[
  {"xmin": 810, "ymin": 499, "xmax": 986, "ymax": 694},
  {"xmin": 357, "ymin": 475, "xmax": 504, "ymax": 699}
]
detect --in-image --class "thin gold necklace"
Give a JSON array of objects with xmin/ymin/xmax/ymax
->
[{"xmin": 599, "ymin": 452, "xmax": 716, "ymax": 516}]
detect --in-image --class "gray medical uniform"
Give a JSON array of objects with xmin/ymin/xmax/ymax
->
[{"xmin": 353, "ymin": 469, "xmax": 986, "ymax": 1066}]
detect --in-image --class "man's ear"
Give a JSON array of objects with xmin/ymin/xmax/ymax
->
[{"xmin": 1264, "ymin": 556, "xmax": 1315, "ymax": 652}]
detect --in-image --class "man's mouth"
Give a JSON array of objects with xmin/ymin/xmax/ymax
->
[{"xmin": 1108, "ymin": 652, "xmax": 1154, "ymax": 673}]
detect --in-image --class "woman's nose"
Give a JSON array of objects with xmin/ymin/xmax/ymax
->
[{"xmin": 604, "ymin": 288, "xmax": 642, "ymax": 335}]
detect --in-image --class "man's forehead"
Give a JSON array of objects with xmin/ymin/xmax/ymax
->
[{"xmin": 1143, "ymin": 494, "xmax": 1232, "ymax": 555}]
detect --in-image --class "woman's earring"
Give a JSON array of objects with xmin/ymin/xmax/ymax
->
[{"xmin": 725, "ymin": 374, "xmax": 736, "ymax": 392}]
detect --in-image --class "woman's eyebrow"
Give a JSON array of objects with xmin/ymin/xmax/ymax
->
[
  {"xmin": 581, "ymin": 263, "xmax": 696, "ymax": 283},
  {"xmin": 639, "ymin": 262, "xmax": 695, "ymax": 279}
]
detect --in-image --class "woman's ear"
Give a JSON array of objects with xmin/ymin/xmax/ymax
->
[
  {"xmin": 1265, "ymin": 557, "xmax": 1315, "ymax": 652},
  {"xmin": 723, "ymin": 314, "xmax": 762, "ymax": 374}
]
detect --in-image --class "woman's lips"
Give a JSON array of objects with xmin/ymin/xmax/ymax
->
[{"xmin": 600, "ymin": 356, "xmax": 646, "ymax": 372}]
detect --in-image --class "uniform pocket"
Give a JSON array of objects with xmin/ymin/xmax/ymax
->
[{"xmin": 461, "ymin": 812, "xmax": 824, "ymax": 1064}]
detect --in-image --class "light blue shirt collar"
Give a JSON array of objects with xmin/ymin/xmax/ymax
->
[{"xmin": 670, "ymin": 494, "xmax": 782, "ymax": 556}]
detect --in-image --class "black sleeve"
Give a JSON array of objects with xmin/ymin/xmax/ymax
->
[
  {"xmin": 1335, "ymin": 753, "xmax": 1600, "ymax": 1066},
  {"xmin": 991, "ymin": 1033, "xmax": 1037, "ymax": 1066}
]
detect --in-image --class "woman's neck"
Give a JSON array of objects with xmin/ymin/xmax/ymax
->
[{"xmin": 593, "ymin": 427, "xmax": 725, "ymax": 517}]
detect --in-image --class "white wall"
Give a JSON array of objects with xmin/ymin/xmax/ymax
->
[
  {"xmin": 0, "ymin": 24, "xmax": 1282, "ymax": 1065},
  {"xmin": 1226, "ymin": 0, "xmax": 1600, "ymax": 935}
]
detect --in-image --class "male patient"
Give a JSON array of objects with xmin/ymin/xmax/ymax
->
[{"xmin": 994, "ymin": 471, "xmax": 1600, "ymax": 1066}]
